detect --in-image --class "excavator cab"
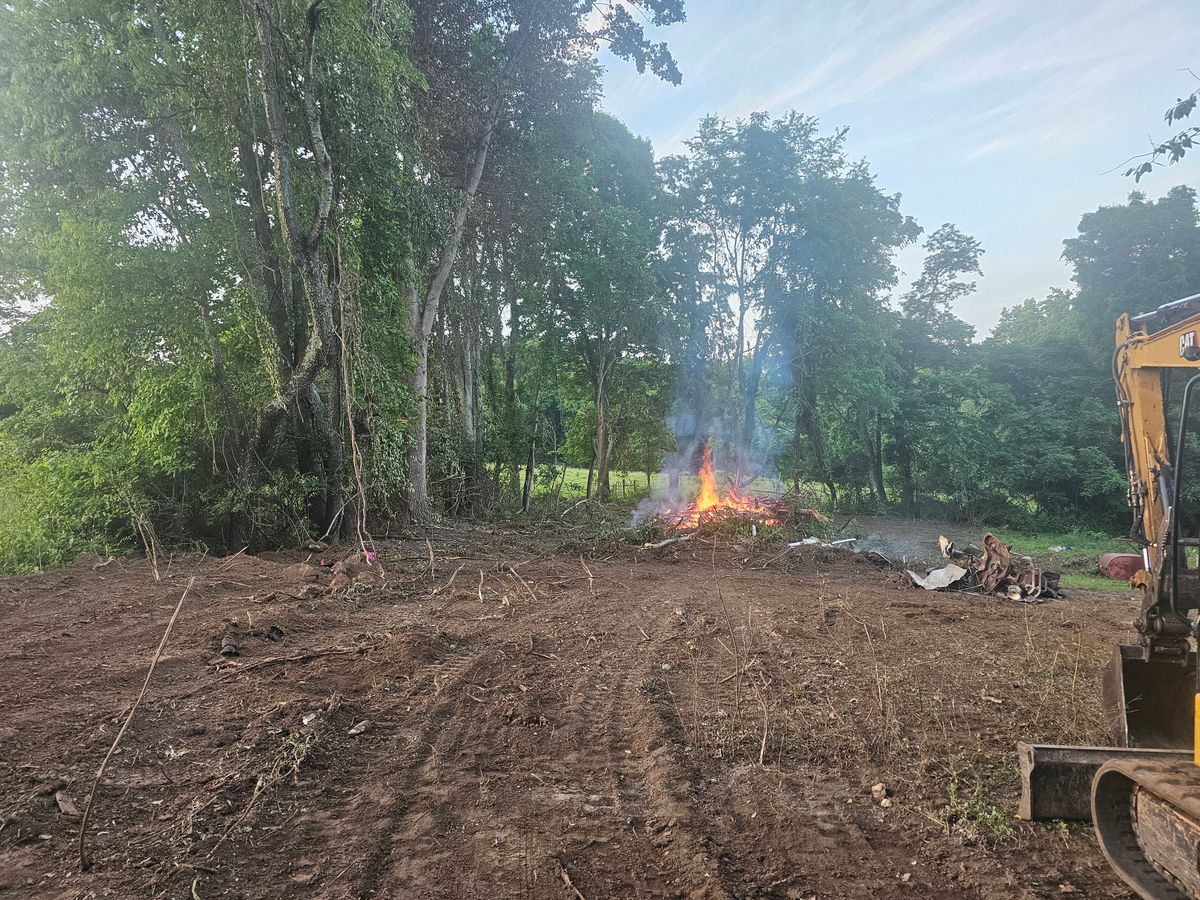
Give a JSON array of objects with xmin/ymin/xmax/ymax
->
[{"xmin": 1020, "ymin": 294, "xmax": 1200, "ymax": 898}]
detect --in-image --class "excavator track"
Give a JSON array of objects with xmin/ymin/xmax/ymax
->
[{"xmin": 1093, "ymin": 757, "xmax": 1200, "ymax": 899}]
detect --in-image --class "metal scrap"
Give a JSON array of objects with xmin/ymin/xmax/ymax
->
[
  {"xmin": 906, "ymin": 564, "xmax": 968, "ymax": 590},
  {"xmin": 904, "ymin": 533, "xmax": 1064, "ymax": 601}
]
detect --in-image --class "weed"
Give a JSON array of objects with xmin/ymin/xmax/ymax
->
[{"xmin": 935, "ymin": 754, "xmax": 1017, "ymax": 847}]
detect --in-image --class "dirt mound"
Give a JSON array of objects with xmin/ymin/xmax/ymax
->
[{"xmin": 0, "ymin": 527, "xmax": 1138, "ymax": 898}]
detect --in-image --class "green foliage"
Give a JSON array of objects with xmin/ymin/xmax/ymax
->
[
  {"xmin": 0, "ymin": 0, "xmax": 1192, "ymax": 574},
  {"xmin": 1125, "ymin": 74, "xmax": 1199, "ymax": 181}
]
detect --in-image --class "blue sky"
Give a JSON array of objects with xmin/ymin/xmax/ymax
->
[{"xmin": 599, "ymin": 0, "xmax": 1200, "ymax": 334}]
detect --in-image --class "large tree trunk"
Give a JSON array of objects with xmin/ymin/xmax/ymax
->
[
  {"xmin": 521, "ymin": 434, "xmax": 535, "ymax": 513},
  {"xmin": 862, "ymin": 413, "xmax": 886, "ymax": 506},
  {"xmin": 503, "ymin": 254, "xmax": 521, "ymax": 498},
  {"xmin": 739, "ymin": 334, "xmax": 766, "ymax": 486},
  {"xmin": 594, "ymin": 352, "xmax": 612, "ymax": 502},
  {"xmin": 240, "ymin": 0, "xmax": 338, "ymax": 537},
  {"xmin": 894, "ymin": 418, "xmax": 916, "ymax": 511},
  {"xmin": 406, "ymin": 99, "xmax": 503, "ymax": 520}
]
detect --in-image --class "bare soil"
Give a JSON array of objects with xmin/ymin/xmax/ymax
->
[{"xmin": 0, "ymin": 523, "xmax": 1139, "ymax": 898}]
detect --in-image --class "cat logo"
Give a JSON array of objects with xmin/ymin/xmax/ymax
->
[{"xmin": 1182, "ymin": 331, "xmax": 1199, "ymax": 358}]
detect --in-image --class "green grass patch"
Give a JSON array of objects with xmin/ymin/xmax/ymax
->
[{"xmin": 993, "ymin": 527, "xmax": 1135, "ymax": 592}]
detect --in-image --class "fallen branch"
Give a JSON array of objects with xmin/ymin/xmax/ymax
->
[
  {"xmin": 642, "ymin": 534, "xmax": 693, "ymax": 550},
  {"xmin": 558, "ymin": 861, "xmax": 587, "ymax": 900},
  {"xmin": 560, "ymin": 497, "xmax": 592, "ymax": 518},
  {"xmin": 215, "ymin": 546, "xmax": 249, "ymax": 573},
  {"xmin": 430, "ymin": 562, "xmax": 466, "ymax": 598},
  {"xmin": 169, "ymin": 645, "xmax": 373, "ymax": 702},
  {"xmin": 757, "ymin": 545, "xmax": 798, "ymax": 569},
  {"xmin": 80, "ymin": 577, "xmax": 195, "ymax": 871},
  {"xmin": 508, "ymin": 566, "xmax": 539, "ymax": 604},
  {"xmin": 579, "ymin": 556, "xmax": 595, "ymax": 595}
]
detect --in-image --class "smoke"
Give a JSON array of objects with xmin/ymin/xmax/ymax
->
[{"xmin": 631, "ymin": 323, "xmax": 791, "ymax": 524}]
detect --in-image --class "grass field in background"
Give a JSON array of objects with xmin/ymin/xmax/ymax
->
[{"xmin": 991, "ymin": 528, "xmax": 1136, "ymax": 591}]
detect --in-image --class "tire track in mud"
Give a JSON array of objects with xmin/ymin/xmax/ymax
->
[
  {"xmin": 636, "ymin": 595, "xmax": 985, "ymax": 900},
  {"xmin": 349, "ymin": 634, "xmax": 510, "ymax": 897},
  {"xmin": 542, "ymin": 595, "xmax": 734, "ymax": 900}
]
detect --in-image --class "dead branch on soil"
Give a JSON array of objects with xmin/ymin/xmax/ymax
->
[
  {"xmin": 643, "ymin": 534, "xmax": 692, "ymax": 550},
  {"xmin": 753, "ymin": 670, "xmax": 771, "ymax": 768},
  {"xmin": 79, "ymin": 576, "xmax": 195, "ymax": 871},
  {"xmin": 216, "ymin": 546, "xmax": 248, "ymax": 572},
  {"xmin": 557, "ymin": 861, "xmax": 587, "ymax": 900},
  {"xmin": 579, "ymin": 556, "xmax": 594, "ymax": 595},
  {"xmin": 219, "ymin": 645, "xmax": 371, "ymax": 679},
  {"xmin": 431, "ymin": 562, "xmax": 466, "ymax": 598},
  {"xmin": 425, "ymin": 538, "xmax": 435, "ymax": 579},
  {"xmin": 507, "ymin": 565, "xmax": 539, "ymax": 604},
  {"xmin": 560, "ymin": 497, "xmax": 592, "ymax": 518}
]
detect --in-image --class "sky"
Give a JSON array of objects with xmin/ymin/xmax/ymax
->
[{"xmin": 598, "ymin": 0, "xmax": 1200, "ymax": 335}]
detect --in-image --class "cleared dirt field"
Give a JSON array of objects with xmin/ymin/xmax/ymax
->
[{"xmin": 0, "ymin": 524, "xmax": 1139, "ymax": 898}]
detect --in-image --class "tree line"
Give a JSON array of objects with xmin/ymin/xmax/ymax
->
[{"xmin": 1, "ymin": 0, "xmax": 1198, "ymax": 572}]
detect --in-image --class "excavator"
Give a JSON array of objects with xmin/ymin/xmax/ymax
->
[{"xmin": 1020, "ymin": 293, "xmax": 1200, "ymax": 898}]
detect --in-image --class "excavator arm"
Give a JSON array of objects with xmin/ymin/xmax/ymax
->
[
  {"xmin": 1114, "ymin": 306, "xmax": 1200, "ymax": 661},
  {"xmin": 1019, "ymin": 295, "xmax": 1200, "ymax": 899}
]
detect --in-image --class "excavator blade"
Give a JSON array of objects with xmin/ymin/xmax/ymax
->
[
  {"xmin": 1017, "ymin": 742, "xmax": 1189, "ymax": 821},
  {"xmin": 1102, "ymin": 645, "xmax": 1196, "ymax": 749}
]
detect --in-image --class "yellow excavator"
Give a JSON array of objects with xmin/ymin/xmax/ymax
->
[{"xmin": 1021, "ymin": 293, "xmax": 1200, "ymax": 898}]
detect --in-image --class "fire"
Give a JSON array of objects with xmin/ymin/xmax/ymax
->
[
  {"xmin": 695, "ymin": 444, "xmax": 721, "ymax": 511},
  {"xmin": 667, "ymin": 443, "xmax": 785, "ymax": 530}
]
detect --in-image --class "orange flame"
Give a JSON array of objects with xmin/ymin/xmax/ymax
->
[
  {"xmin": 695, "ymin": 444, "xmax": 720, "ymax": 511},
  {"xmin": 666, "ymin": 443, "xmax": 783, "ymax": 530}
]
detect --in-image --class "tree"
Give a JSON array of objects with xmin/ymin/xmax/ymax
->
[
  {"xmin": 532, "ymin": 110, "xmax": 662, "ymax": 501},
  {"xmin": 664, "ymin": 113, "xmax": 833, "ymax": 479},
  {"xmin": 0, "ymin": 0, "xmax": 420, "ymax": 550},
  {"xmin": 400, "ymin": 0, "xmax": 685, "ymax": 519},
  {"xmin": 763, "ymin": 159, "xmax": 918, "ymax": 504},
  {"xmin": 888, "ymin": 224, "xmax": 983, "ymax": 510},
  {"xmin": 1064, "ymin": 187, "xmax": 1200, "ymax": 350}
]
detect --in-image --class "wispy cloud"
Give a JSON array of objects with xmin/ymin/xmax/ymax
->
[{"xmin": 599, "ymin": 0, "xmax": 1200, "ymax": 331}]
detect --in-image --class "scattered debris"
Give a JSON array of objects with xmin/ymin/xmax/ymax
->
[
  {"xmin": 905, "ymin": 533, "xmax": 1063, "ymax": 600},
  {"xmin": 220, "ymin": 635, "xmax": 240, "ymax": 657},
  {"xmin": 55, "ymin": 790, "xmax": 81, "ymax": 818},
  {"xmin": 906, "ymin": 564, "xmax": 968, "ymax": 591},
  {"xmin": 643, "ymin": 534, "xmax": 693, "ymax": 550},
  {"xmin": 347, "ymin": 720, "xmax": 370, "ymax": 736},
  {"xmin": 871, "ymin": 782, "xmax": 888, "ymax": 802}
]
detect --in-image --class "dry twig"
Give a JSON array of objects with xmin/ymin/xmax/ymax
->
[
  {"xmin": 558, "ymin": 861, "xmax": 587, "ymax": 900},
  {"xmin": 79, "ymin": 577, "xmax": 195, "ymax": 870},
  {"xmin": 579, "ymin": 555, "xmax": 595, "ymax": 595}
]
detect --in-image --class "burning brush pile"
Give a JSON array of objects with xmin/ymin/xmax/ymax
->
[
  {"xmin": 655, "ymin": 444, "xmax": 826, "ymax": 534},
  {"xmin": 903, "ymin": 532, "xmax": 1063, "ymax": 601}
]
